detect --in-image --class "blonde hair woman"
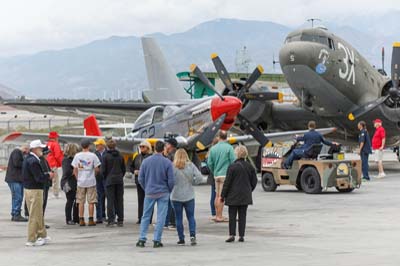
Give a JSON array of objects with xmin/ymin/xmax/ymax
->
[
  {"xmin": 61, "ymin": 143, "xmax": 80, "ymax": 225},
  {"xmin": 221, "ymin": 145, "xmax": 258, "ymax": 243},
  {"xmin": 171, "ymin": 148, "xmax": 203, "ymax": 246}
]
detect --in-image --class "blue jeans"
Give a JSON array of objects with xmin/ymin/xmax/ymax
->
[
  {"xmin": 210, "ymin": 184, "xmax": 216, "ymax": 216},
  {"xmin": 139, "ymin": 194, "xmax": 169, "ymax": 242},
  {"xmin": 360, "ymin": 152, "xmax": 370, "ymax": 180},
  {"xmin": 8, "ymin": 182, "xmax": 24, "ymax": 217},
  {"xmin": 164, "ymin": 199, "xmax": 176, "ymax": 226},
  {"xmin": 285, "ymin": 149, "xmax": 305, "ymax": 168},
  {"xmin": 96, "ymin": 179, "xmax": 106, "ymax": 221},
  {"xmin": 172, "ymin": 199, "xmax": 196, "ymax": 240}
]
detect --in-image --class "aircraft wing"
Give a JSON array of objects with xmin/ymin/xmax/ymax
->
[
  {"xmin": 2, "ymin": 132, "xmax": 142, "ymax": 154},
  {"xmin": 228, "ymin": 128, "xmax": 336, "ymax": 145}
]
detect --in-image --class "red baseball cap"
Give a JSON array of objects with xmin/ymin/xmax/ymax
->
[
  {"xmin": 48, "ymin": 131, "xmax": 59, "ymax": 139},
  {"xmin": 373, "ymin": 119, "xmax": 382, "ymax": 124}
]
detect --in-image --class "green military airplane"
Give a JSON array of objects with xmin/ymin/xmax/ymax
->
[{"xmin": 237, "ymin": 26, "xmax": 400, "ymax": 147}]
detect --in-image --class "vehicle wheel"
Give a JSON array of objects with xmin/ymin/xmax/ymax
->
[
  {"xmin": 262, "ymin": 172, "xmax": 277, "ymax": 192},
  {"xmin": 295, "ymin": 184, "xmax": 303, "ymax": 191},
  {"xmin": 336, "ymin": 187, "xmax": 355, "ymax": 193},
  {"xmin": 300, "ymin": 167, "xmax": 322, "ymax": 194}
]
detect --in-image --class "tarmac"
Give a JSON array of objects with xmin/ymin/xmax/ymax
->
[{"xmin": 0, "ymin": 163, "xmax": 400, "ymax": 266}]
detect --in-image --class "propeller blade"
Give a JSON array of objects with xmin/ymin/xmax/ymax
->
[
  {"xmin": 391, "ymin": 42, "xmax": 400, "ymax": 89},
  {"xmin": 242, "ymin": 65, "xmax": 264, "ymax": 91},
  {"xmin": 237, "ymin": 113, "xmax": 269, "ymax": 147},
  {"xmin": 347, "ymin": 95, "xmax": 389, "ymax": 121},
  {"xmin": 243, "ymin": 91, "xmax": 283, "ymax": 102},
  {"xmin": 194, "ymin": 114, "xmax": 226, "ymax": 150},
  {"xmin": 211, "ymin": 53, "xmax": 234, "ymax": 92},
  {"xmin": 190, "ymin": 64, "xmax": 224, "ymax": 100}
]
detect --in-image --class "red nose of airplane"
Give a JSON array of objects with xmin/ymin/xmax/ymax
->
[{"xmin": 210, "ymin": 96, "xmax": 242, "ymax": 130}]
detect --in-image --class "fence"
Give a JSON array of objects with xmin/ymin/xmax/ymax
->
[
  {"xmin": 0, "ymin": 117, "xmax": 83, "ymax": 168},
  {"xmin": 0, "ymin": 117, "xmax": 82, "ymax": 134}
]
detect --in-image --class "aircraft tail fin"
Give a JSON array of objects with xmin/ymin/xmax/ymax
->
[
  {"xmin": 141, "ymin": 37, "xmax": 190, "ymax": 102},
  {"xmin": 83, "ymin": 115, "xmax": 102, "ymax": 136}
]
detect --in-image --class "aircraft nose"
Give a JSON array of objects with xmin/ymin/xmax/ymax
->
[
  {"xmin": 279, "ymin": 42, "xmax": 315, "ymax": 69},
  {"xmin": 210, "ymin": 96, "xmax": 242, "ymax": 130}
]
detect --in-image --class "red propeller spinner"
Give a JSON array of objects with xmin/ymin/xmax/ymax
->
[{"xmin": 210, "ymin": 95, "xmax": 242, "ymax": 130}]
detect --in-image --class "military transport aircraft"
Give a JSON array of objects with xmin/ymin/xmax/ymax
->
[
  {"xmin": 276, "ymin": 26, "xmax": 400, "ymax": 146},
  {"xmin": 206, "ymin": 27, "xmax": 400, "ymax": 148}
]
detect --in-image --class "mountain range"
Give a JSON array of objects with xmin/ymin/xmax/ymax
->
[{"xmin": 0, "ymin": 14, "xmax": 399, "ymax": 99}]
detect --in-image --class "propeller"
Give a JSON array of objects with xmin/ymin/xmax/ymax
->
[
  {"xmin": 210, "ymin": 53, "xmax": 264, "ymax": 97},
  {"xmin": 190, "ymin": 57, "xmax": 279, "ymax": 147},
  {"xmin": 190, "ymin": 64, "xmax": 224, "ymax": 100},
  {"xmin": 211, "ymin": 53, "xmax": 234, "ymax": 93},
  {"xmin": 273, "ymin": 53, "xmax": 279, "ymax": 72},
  {"xmin": 237, "ymin": 113, "xmax": 270, "ymax": 147},
  {"xmin": 193, "ymin": 114, "xmax": 227, "ymax": 150},
  {"xmin": 348, "ymin": 42, "xmax": 400, "ymax": 121},
  {"xmin": 243, "ymin": 91, "xmax": 283, "ymax": 102}
]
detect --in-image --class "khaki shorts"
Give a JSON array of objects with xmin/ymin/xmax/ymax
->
[
  {"xmin": 374, "ymin": 150, "xmax": 383, "ymax": 162},
  {"xmin": 76, "ymin": 186, "xmax": 97, "ymax": 204},
  {"xmin": 215, "ymin": 176, "xmax": 226, "ymax": 196}
]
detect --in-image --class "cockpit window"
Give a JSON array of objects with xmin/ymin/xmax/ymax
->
[
  {"xmin": 132, "ymin": 106, "xmax": 164, "ymax": 132},
  {"xmin": 285, "ymin": 34, "xmax": 301, "ymax": 43},
  {"xmin": 300, "ymin": 34, "xmax": 329, "ymax": 46}
]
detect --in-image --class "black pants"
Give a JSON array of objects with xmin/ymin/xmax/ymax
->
[
  {"xmin": 65, "ymin": 190, "xmax": 79, "ymax": 223},
  {"xmin": 43, "ymin": 186, "xmax": 49, "ymax": 215},
  {"xmin": 107, "ymin": 184, "xmax": 124, "ymax": 223},
  {"xmin": 228, "ymin": 205, "xmax": 248, "ymax": 237},
  {"xmin": 136, "ymin": 183, "xmax": 153, "ymax": 223}
]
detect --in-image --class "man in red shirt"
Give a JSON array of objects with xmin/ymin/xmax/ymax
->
[
  {"xmin": 372, "ymin": 119, "xmax": 386, "ymax": 178},
  {"xmin": 46, "ymin": 131, "xmax": 64, "ymax": 198}
]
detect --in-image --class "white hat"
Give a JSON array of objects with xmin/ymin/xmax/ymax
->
[{"xmin": 30, "ymin": 139, "xmax": 47, "ymax": 149}]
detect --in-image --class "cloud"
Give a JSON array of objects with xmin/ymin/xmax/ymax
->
[{"xmin": 0, "ymin": 0, "xmax": 397, "ymax": 56}]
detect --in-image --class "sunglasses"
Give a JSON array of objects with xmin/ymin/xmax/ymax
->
[{"xmin": 139, "ymin": 145, "xmax": 147, "ymax": 148}]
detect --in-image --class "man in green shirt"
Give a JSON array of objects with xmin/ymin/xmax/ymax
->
[{"xmin": 207, "ymin": 130, "xmax": 236, "ymax": 222}]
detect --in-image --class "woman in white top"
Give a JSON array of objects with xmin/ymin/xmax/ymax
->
[{"xmin": 171, "ymin": 148, "xmax": 203, "ymax": 246}]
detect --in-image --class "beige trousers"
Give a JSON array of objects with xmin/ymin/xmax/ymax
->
[
  {"xmin": 51, "ymin": 167, "xmax": 60, "ymax": 196},
  {"xmin": 25, "ymin": 189, "xmax": 47, "ymax": 242}
]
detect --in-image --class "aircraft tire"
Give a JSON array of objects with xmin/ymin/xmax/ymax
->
[
  {"xmin": 261, "ymin": 172, "xmax": 277, "ymax": 192},
  {"xmin": 300, "ymin": 167, "xmax": 322, "ymax": 194}
]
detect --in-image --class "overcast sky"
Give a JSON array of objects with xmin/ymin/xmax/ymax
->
[{"xmin": 0, "ymin": 0, "xmax": 398, "ymax": 56}]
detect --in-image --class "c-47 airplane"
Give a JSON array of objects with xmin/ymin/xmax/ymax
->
[{"xmin": 234, "ymin": 27, "xmax": 400, "ymax": 148}]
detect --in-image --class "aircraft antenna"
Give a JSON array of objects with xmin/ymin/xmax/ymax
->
[
  {"xmin": 382, "ymin": 47, "xmax": 385, "ymax": 72},
  {"xmin": 307, "ymin": 18, "xmax": 321, "ymax": 28}
]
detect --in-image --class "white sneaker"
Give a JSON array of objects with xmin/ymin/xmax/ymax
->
[
  {"xmin": 34, "ymin": 238, "xmax": 46, "ymax": 246},
  {"xmin": 376, "ymin": 173, "xmax": 386, "ymax": 179},
  {"xmin": 40, "ymin": 236, "xmax": 51, "ymax": 244},
  {"xmin": 25, "ymin": 241, "xmax": 35, "ymax": 247}
]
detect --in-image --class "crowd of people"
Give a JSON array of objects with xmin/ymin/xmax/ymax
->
[
  {"xmin": 3, "ymin": 119, "xmax": 386, "ymax": 247},
  {"xmin": 4, "ymin": 130, "xmax": 258, "ymax": 247}
]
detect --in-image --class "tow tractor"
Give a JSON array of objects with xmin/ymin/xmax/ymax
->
[{"xmin": 261, "ymin": 142, "xmax": 362, "ymax": 194}]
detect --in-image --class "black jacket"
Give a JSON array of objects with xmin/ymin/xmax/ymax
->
[
  {"xmin": 130, "ymin": 152, "xmax": 151, "ymax": 184},
  {"xmin": 5, "ymin": 148, "xmax": 25, "ymax": 183},
  {"xmin": 221, "ymin": 159, "xmax": 258, "ymax": 206},
  {"xmin": 40, "ymin": 156, "xmax": 52, "ymax": 188},
  {"xmin": 61, "ymin": 156, "xmax": 77, "ymax": 192},
  {"xmin": 94, "ymin": 150, "xmax": 106, "ymax": 182},
  {"xmin": 102, "ymin": 149, "xmax": 126, "ymax": 186},
  {"xmin": 22, "ymin": 153, "xmax": 50, "ymax": 190}
]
